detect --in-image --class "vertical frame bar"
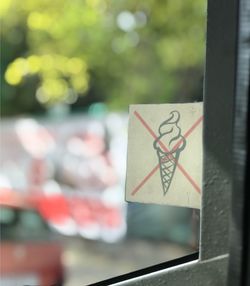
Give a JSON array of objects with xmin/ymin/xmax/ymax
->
[
  {"xmin": 228, "ymin": 0, "xmax": 250, "ymax": 284},
  {"xmin": 200, "ymin": 0, "xmax": 238, "ymax": 260}
]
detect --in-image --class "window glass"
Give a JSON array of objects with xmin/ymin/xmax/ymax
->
[{"xmin": 0, "ymin": 0, "xmax": 205, "ymax": 284}]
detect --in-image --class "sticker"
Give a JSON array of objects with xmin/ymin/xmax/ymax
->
[{"xmin": 125, "ymin": 103, "xmax": 203, "ymax": 209}]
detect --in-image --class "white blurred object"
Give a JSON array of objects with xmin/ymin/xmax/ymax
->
[
  {"xmin": 0, "ymin": 162, "xmax": 27, "ymax": 191},
  {"xmin": 86, "ymin": 121, "xmax": 105, "ymax": 137},
  {"xmin": 101, "ymin": 185, "xmax": 124, "ymax": 206},
  {"xmin": 117, "ymin": 11, "xmax": 136, "ymax": 32},
  {"xmin": 0, "ymin": 174, "xmax": 12, "ymax": 189},
  {"xmin": 43, "ymin": 180, "xmax": 62, "ymax": 195},
  {"xmin": 78, "ymin": 224, "xmax": 101, "ymax": 240},
  {"xmin": 15, "ymin": 119, "xmax": 55, "ymax": 158},
  {"xmin": 106, "ymin": 114, "xmax": 128, "ymax": 180},
  {"xmin": 49, "ymin": 218, "xmax": 77, "ymax": 236},
  {"xmin": 67, "ymin": 133, "xmax": 105, "ymax": 158}
]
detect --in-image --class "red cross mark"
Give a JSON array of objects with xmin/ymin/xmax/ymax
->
[{"xmin": 131, "ymin": 111, "xmax": 203, "ymax": 196}]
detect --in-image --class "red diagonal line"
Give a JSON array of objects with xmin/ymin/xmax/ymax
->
[
  {"xmin": 175, "ymin": 163, "xmax": 201, "ymax": 193},
  {"xmin": 134, "ymin": 111, "xmax": 158, "ymax": 140},
  {"xmin": 172, "ymin": 115, "xmax": 204, "ymax": 151},
  {"xmin": 131, "ymin": 164, "xmax": 160, "ymax": 196},
  {"xmin": 183, "ymin": 115, "xmax": 204, "ymax": 139},
  {"xmin": 131, "ymin": 111, "xmax": 203, "ymax": 195}
]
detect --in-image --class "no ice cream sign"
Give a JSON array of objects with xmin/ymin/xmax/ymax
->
[{"xmin": 125, "ymin": 103, "xmax": 203, "ymax": 209}]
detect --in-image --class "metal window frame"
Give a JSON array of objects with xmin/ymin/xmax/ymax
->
[
  {"xmin": 228, "ymin": 0, "xmax": 250, "ymax": 284},
  {"xmin": 90, "ymin": 0, "xmax": 250, "ymax": 284}
]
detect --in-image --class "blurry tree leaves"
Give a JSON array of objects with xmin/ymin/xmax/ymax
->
[{"xmin": 0, "ymin": 0, "xmax": 206, "ymax": 115}]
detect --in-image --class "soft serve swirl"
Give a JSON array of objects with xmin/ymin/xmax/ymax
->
[{"xmin": 153, "ymin": 111, "xmax": 186, "ymax": 154}]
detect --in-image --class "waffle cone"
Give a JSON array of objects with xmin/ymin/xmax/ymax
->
[{"xmin": 157, "ymin": 150, "xmax": 180, "ymax": 195}]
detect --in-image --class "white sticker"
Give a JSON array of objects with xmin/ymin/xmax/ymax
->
[{"xmin": 125, "ymin": 103, "xmax": 203, "ymax": 209}]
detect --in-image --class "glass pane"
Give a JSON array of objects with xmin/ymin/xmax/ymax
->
[{"xmin": 1, "ymin": 0, "xmax": 205, "ymax": 285}]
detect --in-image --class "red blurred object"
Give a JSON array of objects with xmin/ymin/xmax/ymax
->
[
  {"xmin": 0, "ymin": 191, "xmax": 64, "ymax": 286},
  {"xmin": 69, "ymin": 197, "xmax": 123, "ymax": 229},
  {"xmin": 37, "ymin": 194, "xmax": 71, "ymax": 225}
]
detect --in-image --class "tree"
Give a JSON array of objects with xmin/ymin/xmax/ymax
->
[{"xmin": 0, "ymin": 0, "xmax": 206, "ymax": 116}]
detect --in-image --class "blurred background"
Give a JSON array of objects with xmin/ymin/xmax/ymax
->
[{"xmin": 0, "ymin": 0, "xmax": 205, "ymax": 285}]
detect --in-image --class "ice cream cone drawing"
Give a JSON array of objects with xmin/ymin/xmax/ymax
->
[{"xmin": 153, "ymin": 111, "xmax": 186, "ymax": 195}]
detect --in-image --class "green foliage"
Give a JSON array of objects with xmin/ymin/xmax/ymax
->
[{"xmin": 0, "ymin": 0, "xmax": 206, "ymax": 115}]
